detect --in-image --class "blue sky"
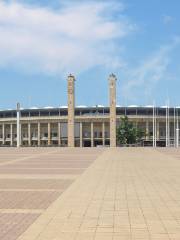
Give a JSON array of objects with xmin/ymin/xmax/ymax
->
[{"xmin": 0, "ymin": 0, "xmax": 180, "ymax": 109}]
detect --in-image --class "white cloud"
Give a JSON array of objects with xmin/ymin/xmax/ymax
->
[
  {"xmin": 0, "ymin": 0, "xmax": 135, "ymax": 75},
  {"xmin": 162, "ymin": 15, "xmax": 173, "ymax": 24},
  {"xmin": 122, "ymin": 37, "xmax": 180, "ymax": 102}
]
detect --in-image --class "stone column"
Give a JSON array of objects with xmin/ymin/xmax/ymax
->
[
  {"xmin": 109, "ymin": 74, "xmax": 117, "ymax": 147},
  {"xmin": 2, "ymin": 123, "xmax": 5, "ymax": 145},
  {"xmin": 20, "ymin": 123, "xmax": 22, "ymax": 146},
  {"xmin": 10, "ymin": 124, "xmax": 13, "ymax": 146},
  {"xmin": 58, "ymin": 122, "xmax": 61, "ymax": 146},
  {"xmin": 80, "ymin": 122, "xmax": 83, "ymax": 147},
  {"xmin": 176, "ymin": 112, "xmax": 179, "ymax": 148},
  {"xmin": 48, "ymin": 122, "xmax": 51, "ymax": 146},
  {"xmin": 176, "ymin": 128, "xmax": 179, "ymax": 148},
  {"xmin": 157, "ymin": 121, "xmax": 160, "ymax": 140},
  {"xmin": 28, "ymin": 123, "xmax": 31, "ymax": 146},
  {"xmin": 102, "ymin": 122, "xmax": 105, "ymax": 146},
  {"xmin": 67, "ymin": 74, "xmax": 75, "ymax": 147},
  {"xmin": 146, "ymin": 121, "xmax": 149, "ymax": 140},
  {"xmin": 91, "ymin": 122, "xmax": 94, "ymax": 147},
  {"xmin": 38, "ymin": 122, "xmax": 41, "ymax": 146}
]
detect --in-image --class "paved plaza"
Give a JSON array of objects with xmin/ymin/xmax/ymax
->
[{"xmin": 0, "ymin": 148, "xmax": 180, "ymax": 239}]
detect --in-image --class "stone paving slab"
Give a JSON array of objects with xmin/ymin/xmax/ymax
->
[
  {"xmin": 4, "ymin": 163, "xmax": 93, "ymax": 168},
  {"xmin": 0, "ymin": 174, "xmax": 78, "ymax": 179},
  {"xmin": 0, "ymin": 213, "xmax": 40, "ymax": 240},
  {"xmin": 17, "ymin": 148, "xmax": 180, "ymax": 240},
  {"xmin": 0, "ymin": 191, "xmax": 61, "ymax": 209},
  {"xmin": 0, "ymin": 148, "xmax": 102, "ymax": 240},
  {"xmin": 0, "ymin": 179, "xmax": 73, "ymax": 189},
  {"xmin": 0, "ymin": 168, "xmax": 85, "ymax": 174}
]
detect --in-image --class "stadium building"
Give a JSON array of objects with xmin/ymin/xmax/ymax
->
[{"xmin": 0, "ymin": 74, "xmax": 179, "ymax": 147}]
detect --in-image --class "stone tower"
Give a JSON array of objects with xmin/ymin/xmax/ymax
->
[
  {"xmin": 109, "ymin": 74, "xmax": 117, "ymax": 147},
  {"xmin": 67, "ymin": 74, "xmax": 75, "ymax": 147}
]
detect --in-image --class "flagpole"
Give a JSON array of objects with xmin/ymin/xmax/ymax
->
[
  {"xmin": 17, "ymin": 102, "xmax": 21, "ymax": 148},
  {"xmin": 174, "ymin": 107, "xmax": 176, "ymax": 147},
  {"xmin": 153, "ymin": 104, "xmax": 155, "ymax": 147},
  {"xmin": 166, "ymin": 102, "xmax": 168, "ymax": 147},
  {"xmin": 153, "ymin": 102, "xmax": 157, "ymax": 148},
  {"xmin": 176, "ymin": 107, "xmax": 179, "ymax": 148},
  {"xmin": 168, "ymin": 101, "xmax": 170, "ymax": 147},
  {"xmin": 155, "ymin": 105, "xmax": 157, "ymax": 147}
]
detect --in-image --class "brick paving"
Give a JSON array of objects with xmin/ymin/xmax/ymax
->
[
  {"xmin": 0, "ymin": 213, "xmax": 40, "ymax": 240},
  {"xmin": 0, "ymin": 168, "xmax": 85, "ymax": 174},
  {"xmin": 17, "ymin": 148, "xmax": 180, "ymax": 240},
  {"xmin": 1, "ymin": 148, "xmax": 180, "ymax": 239},
  {"xmin": 0, "ymin": 147, "xmax": 102, "ymax": 240},
  {"xmin": 0, "ymin": 191, "xmax": 61, "ymax": 209},
  {"xmin": 0, "ymin": 179, "xmax": 73, "ymax": 189}
]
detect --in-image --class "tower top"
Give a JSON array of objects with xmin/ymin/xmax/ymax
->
[
  {"xmin": 67, "ymin": 74, "xmax": 75, "ymax": 81},
  {"xmin": 109, "ymin": 73, "xmax": 117, "ymax": 81}
]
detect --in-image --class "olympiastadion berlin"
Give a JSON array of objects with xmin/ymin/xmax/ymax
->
[{"xmin": 0, "ymin": 74, "xmax": 179, "ymax": 148}]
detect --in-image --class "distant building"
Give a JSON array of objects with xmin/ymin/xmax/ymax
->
[{"xmin": 0, "ymin": 74, "xmax": 179, "ymax": 147}]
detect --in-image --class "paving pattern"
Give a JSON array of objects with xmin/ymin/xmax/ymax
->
[
  {"xmin": 1, "ymin": 147, "xmax": 180, "ymax": 240},
  {"xmin": 0, "ymin": 213, "xmax": 40, "ymax": 240},
  {"xmin": 0, "ymin": 147, "xmax": 102, "ymax": 240},
  {"xmin": 16, "ymin": 148, "xmax": 180, "ymax": 240}
]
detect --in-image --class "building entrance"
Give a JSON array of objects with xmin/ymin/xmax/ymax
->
[
  {"xmin": 83, "ymin": 140, "xmax": 91, "ymax": 147},
  {"xmin": 94, "ymin": 140, "xmax": 103, "ymax": 147}
]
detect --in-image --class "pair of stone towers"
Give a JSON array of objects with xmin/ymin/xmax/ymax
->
[{"xmin": 67, "ymin": 74, "xmax": 117, "ymax": 147}]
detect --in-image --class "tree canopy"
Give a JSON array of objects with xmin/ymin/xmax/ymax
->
[{"xmin": 117, "ymin": 116, "xmax": 144, "ymax": 145}]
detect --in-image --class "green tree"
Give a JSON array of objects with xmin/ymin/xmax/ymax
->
[{"xmin": 117, "ymin": 116, "xmax": 144, "ymax": 145}]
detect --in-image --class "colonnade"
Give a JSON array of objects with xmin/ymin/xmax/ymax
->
[
  {"xmin": 0, "ymin": 121, "xmax": 109, "ymax": 147},
  {"xmin": 0, "ymin": 118, "xmax": 179, "ymax": 147},
  {"xmin": 1, "ymin": 118, "xmax": 179, "ymax": 147}
]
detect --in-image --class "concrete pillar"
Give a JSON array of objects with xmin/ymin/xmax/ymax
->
[
  {"xmin": 157, "ymin": 121, "xmax": 160, "ymax": 140},
  {"xmin": 58, "ymin": 122, "xmax": 61, "ymax": 146},
  {"xmin": 67, "ymin": 74, "xmax": 75, "ymax": 147},
  {"xmin": 176, "ymin": 128, "xmax": 179, "ymax": 148},
  {"xmin": 20, "ymin": 123, "xmax": 22, "ymax": 146},
  {"xmin": 38, "ymin": 122, "xmax": 40, "ymax": 146},
  {"xmin": 28, "ymin": 123, "xmax": 31, "ymax": 146},
  {"xmin": 166, "ymin": 106, "xmax": 170, "ymax": 147},
  {"xmin": 176, "ymin": 110, "xmax": 179, "ymax": 148},
  {"xmin": 91, "ymin": 122, "xmax": 94, "ymax": 147},
  {"xmin": 80, "ymin": 122, "xmax": 83, "ymax": 147},
  {"xmin": 48, "ymin": 122, "xmax": 51, "ymax": 146},
  {"xmin": 16, "ymin": 103, "xmax": 21, "ymax": 148},
  {"xmin": 102, "ymin": 122, "xmax": 105, "ymax": 146},
  {"xmin": 146, "ymin": 121, "xmax": 149, "ymax": 140},
  {"xmin": 109, "ymin": 74, "xmax": 117, "ymax": 147},
  {"xmin": 10, "ymin": 124, "xmax": 13, "ymax": 146},
  {"xmin": 2, "ymin": 123, "xmax": 5, "ymax": 145}
]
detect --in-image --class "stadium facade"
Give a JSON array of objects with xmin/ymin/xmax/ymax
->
[{"xmin": 0, "ymin": 74, "xmax": 179, "ymax": 147}]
